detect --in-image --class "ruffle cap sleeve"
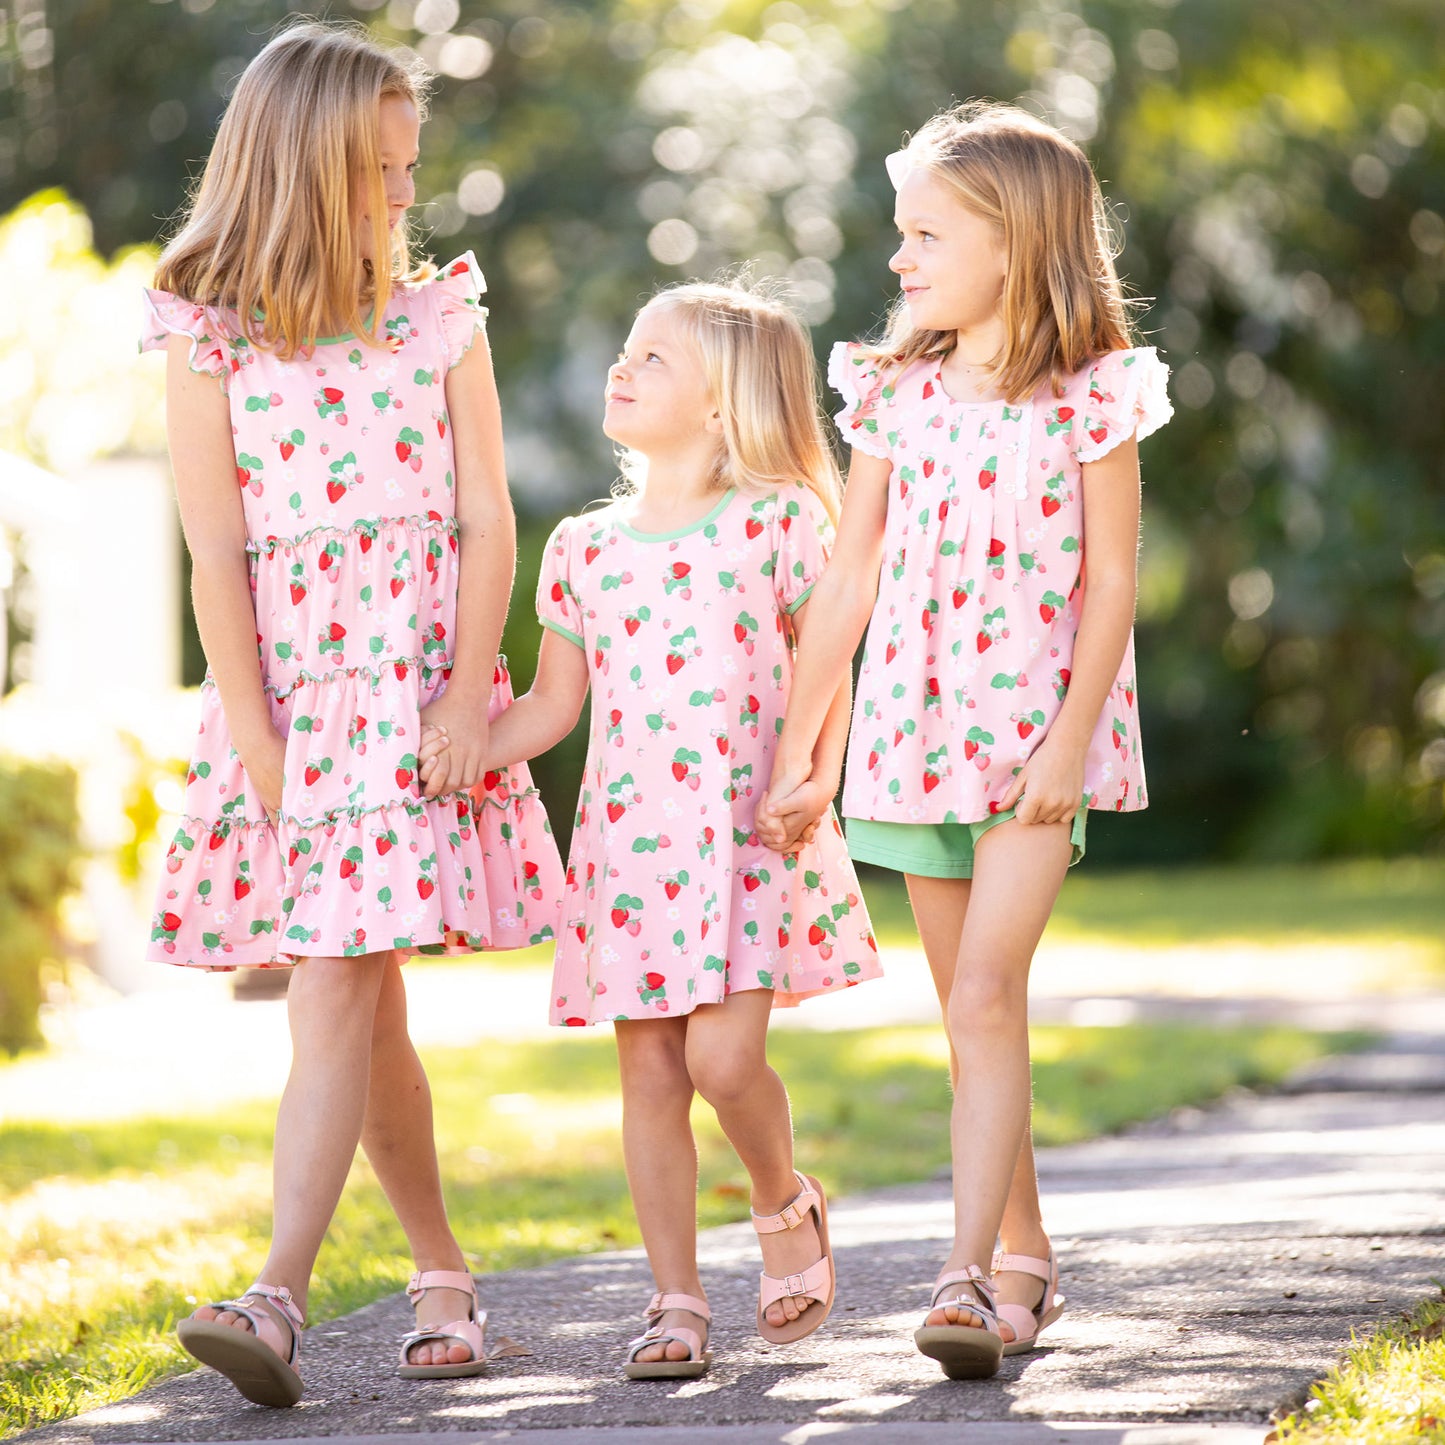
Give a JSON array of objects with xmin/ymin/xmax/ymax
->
[
  {"xmin": 139, "ymin": 289, "xmax": 231, "ymax": 394},
  {"xmin": 536, "ymin": 517, "xmax": 584, "ymax": 647},
  {"xmin": 827, "ymin": 340, "xmax": 893, "ymax": 460},
  {"xmin": 1073, "ymin": 346, "xmax": 1173, "ymax": 465},
  {"xmin": 431, "ymin": 251, "xmax": 489, "ymax": 370}
]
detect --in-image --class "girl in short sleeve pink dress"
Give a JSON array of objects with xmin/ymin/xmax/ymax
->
[
  {"xmin": 829, "ymin": 342, "xmax": 1171, "ymax": 834},
  {"xmin": 141, "ymin": 253, "xmax": 564, "ymax": 967}
]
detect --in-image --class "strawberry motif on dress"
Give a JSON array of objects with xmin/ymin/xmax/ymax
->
[{"xmin": 314, "ymin": 385, "xmax": 347, "ymax": 420}]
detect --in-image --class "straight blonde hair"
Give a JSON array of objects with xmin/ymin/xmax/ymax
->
[
  {"xmin": 155, "ymin": 20, "xmax": 432, "ymax": 360},
  {"xmin": 618, "ymin": 280, "xmax": 843, "ymax": 524},
  {"xmin": 869, "ymin": 101, "xmax": 1140, "ymax": 403}
]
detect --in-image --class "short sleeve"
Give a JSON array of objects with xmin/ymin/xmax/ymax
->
[
  {"xmin": 769, "ymin": 484, "xmax": 835, "ymax": 615},
  {"xmin": 826, "ymin": 340, "xmax": 893, "ymax": 460},
  {"xmin": 536, "ymin": 518, "xmax": 584, "ymax": 647},
  {"xmin": 432, "ymin": 252, "xmax": 489, "ymax": 370},
  {"xmin": 1073, "ymin": 347, "xmax": 1173, "ymax": 464},
  {"xmin": 140, "ymin": 289, "xmax": 231, "ymax": 394}
]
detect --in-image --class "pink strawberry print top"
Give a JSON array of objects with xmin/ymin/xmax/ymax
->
[
  {"xmin": 535, "ymin": 484, "xmax": 881, "ymax": 1025},
  {"xmin": 829, "ymin": 342, "xmax": 1172, "ymax": 822},
  {"xmin": 139, "ymin": 254, "xmax": 563, "ymax": 968}
]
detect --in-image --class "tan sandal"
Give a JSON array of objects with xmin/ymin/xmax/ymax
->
[
  {"xmin": 176, "ymin": 1281, "xmax": 304, "ymax": 1407},
  {"xmin": 397, "ymin": 1268, "xmax": 486, "ymax": 1379},
  {"xmin": 752, "ymin": 1171, "xmax": 835, "ymax": 1344},
  {"xmin": 624, "ymin": 1291, "xmax": 712, "ymax": 1379},
  {"xmin": 914, "ymin": 1264, "xmax": 1004, "ymax": 1380},
  {"xmin": 992, "ymin": 1248, "xmax": 1066, "ymax": 1356}
]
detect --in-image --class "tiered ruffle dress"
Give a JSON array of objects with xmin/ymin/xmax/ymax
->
[
  {"xmin": 829, "ymin": 344, "xmax": 1173, "ymax": 822},
  {"xmin": 142, "ymin": 254, "xmax": 563, "ymax": 968}
]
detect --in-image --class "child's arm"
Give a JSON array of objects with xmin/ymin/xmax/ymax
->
[
  {"xmin": 164, "ymin": 338, "xmax": 285, "ymax": 819},
  {"xmin": 420, "ymin": 627, "xmax": 589, "ymax": 784},
  {"xmin": 997, "ymin": 436, "xmax": 1142, "ymax": 824},
  {"xmin": 761, "ymin": 451, "xmax": 890, "ymax": 820},
  {"xmin": 420, "ymin": 335, "xmax": 516, "ymax": 799},
  {"xmin": 756, "ymin": 596, "xmax": 852, "ymax": 852}
]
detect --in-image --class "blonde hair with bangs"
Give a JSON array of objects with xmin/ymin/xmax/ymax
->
[
  {"xmin": 155, "ymin": 19, "xmax": 432, "ymax": 360},
  {"xmin": 617, "ymin": 279, "xmax": 842, "ymax": 525},
  {"xmin": 872, "ymin": 101, "xmax": 1140, "ymax": 403}
]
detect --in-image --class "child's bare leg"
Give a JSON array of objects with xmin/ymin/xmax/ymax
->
[
  {"xmin": 684, "ymin": 991, "xmax": 815, "ymax": 1330},
  {"xmin": 907, "ymin": 820, "xmax": 1069, "ymax": 1330},
  {"xmin": 361, "ymin": 954, "xmax": 473, "ymax": 1368},
  {"xmin": 615, "ymin": 1016, "xmax": 702, "ymax": 1363},
  {"xmin": 907, "ymin": 871, "xmax": 1053, "ymax": 1329},
  {"xmin": 195, "ymin": 953, "xmax": 388, "ymax": 1348}
]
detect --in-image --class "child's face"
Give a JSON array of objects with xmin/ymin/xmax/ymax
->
[
  {"xmin": 357, "ymin": 93, "xmax": 420, "ymax": 261},
  {"xmin": 890, "ymin": 168, "xmax": 1007, "ymax": 337},
  {"xmin": 603, "ymin": 305, "xmax": 718, "ymax": 454}
]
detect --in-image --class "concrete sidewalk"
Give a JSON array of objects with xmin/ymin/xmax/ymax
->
[{"xmin": 17, "ymin": 1028, "xmax": 1445, "ymax": 1445}]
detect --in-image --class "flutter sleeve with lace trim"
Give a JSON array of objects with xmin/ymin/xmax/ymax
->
[
  {"xmin": 139, "ymin": 290, "xmax": 231, "ymax": 395},
  {"xmin": 431, "ymin": 251, "xmax": 490, "ymax": 371},
  {"xmin": 1072, "ymin": 347, "xmax": 1174, "ymax": 465},
  {"xmin": 826, "ymin": 340, "xmax": 894, "ymax": 460},
  {"xmin": 535, "ymin": 517, "xmax": 585, "ymax": 648}
]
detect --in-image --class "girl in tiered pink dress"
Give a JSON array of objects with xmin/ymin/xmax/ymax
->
[
  {"xmin": 761, "ymin": 103, "xmax": 1172, "ymax": 1380},
  {"xmin": 140, "ymin": 22, "xmax": 561, "ymax": 1407},
  {"xmin": 428, "ymin": 282, "xmax": 881, "ymax": 1377}
]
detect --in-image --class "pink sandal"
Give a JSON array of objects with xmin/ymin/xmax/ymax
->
[
  {"xmin": 752, "ymin": 1171, "xmax": 835, "ymax": 1344},
  {"xmin": 624, "ymin": 1291, "xmax": 712, "ymax": 1379},
  {"xmin": 992, "ymin": 1248, "xmax": 1066, "ymax": 1356},
  {"xmin": 397, "ymin": 1268, "xmax": 487, "ymax": 1379},
  {"xmin": 176, "ymin": 1281, "xmax": 304, "ymax": 1407},
  {"xmin": 914, "ymin": 1264, "xmax": 1004, "ymax": 1380}
]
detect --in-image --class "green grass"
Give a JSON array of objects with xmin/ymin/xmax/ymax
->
[
  {"xmin": 0, "ymin": 1021, "xmax": 1356, "ymax": 1437},
  {"xmin": 853, "ymin": 859, "xmax": 1445, "ymax": 968},
  {"xmin": 1270, "ymin": 1286, "xmax": 1445, "ymax": 1444}
]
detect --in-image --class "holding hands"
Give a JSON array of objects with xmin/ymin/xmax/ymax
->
[
  {"xmin": 417, "ymin": 690, "xmax": 489, "ymax": 799},
  {"xmin": 754, "ymin": 763, "xmax": 831, "ymax": 855}
]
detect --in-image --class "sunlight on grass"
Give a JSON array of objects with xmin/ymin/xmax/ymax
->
[
  {"xmin": 1269, "ymin": 1287, "xmax": 1445, "ymax": 1443},
  {"xmin": 0, "ymin": 1021, "xmax": 1355, "ymax": 1436}
]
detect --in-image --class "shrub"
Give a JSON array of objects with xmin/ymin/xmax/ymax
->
[{"xmin": 0, "ymin": 759, "xmax": 83, "ymax": 1054}]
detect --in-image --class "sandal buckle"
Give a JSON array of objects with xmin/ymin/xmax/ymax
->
[{"xmin": 783, "ymin": 1272, "xmax": 808, "ymax": 1298}]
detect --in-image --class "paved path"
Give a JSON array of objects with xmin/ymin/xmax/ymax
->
[{"xmin": 16, "ymin": 1028, "xmax": 1445, "ymax": 1445}]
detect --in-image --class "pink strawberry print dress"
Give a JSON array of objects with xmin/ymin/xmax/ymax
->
[
  {"xmin": 829, "ymin": 342, "xmax": 1172, "ymax": 823},
  {"xmin": 141, "ymin": 253, "xmax": 563, "ymax": 968},
  {"xmin": 536, "ymin": 484, "xmax": 882, "ymax": 1025}
]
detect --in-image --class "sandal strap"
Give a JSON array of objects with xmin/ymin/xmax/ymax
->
[
  {"xmin": 626, "ymin": 1321, "xmax": 705, "ymax": 1364},
  {"xmin": 751, "ymin": 1172, "xmax": 820, "ymax": 1235},
  {"xmin": 990, "ymin": 1250, "xmax": 1054, "ymax": 1283},
  {"xmin": 758, "ymin": 1254, "xmax": 832, "ymax": 1312},
  {"xmin": 202, "ymin": 1282, "xmax": 304, "ymax": 1366},
  {"xmin": 406, "ymin": 1269, "xmax": 478, "ymax": 1309},
  {"xmin": 930, "ymin": 1266, "xmax": 1000, "ymax": 1324},
  {"xmin": 643, "ymin": 1291, "xmax": 710, "ymax": 1324}
]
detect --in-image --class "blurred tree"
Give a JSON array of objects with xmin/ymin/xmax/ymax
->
[{"xmin": 2, "ymin": 0, "xmax": 1440, "ymax": 861}]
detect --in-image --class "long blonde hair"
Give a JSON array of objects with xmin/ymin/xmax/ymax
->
[
  {"xmin": 870, "ymin": 101, "xmax": 1139, "ymax": 402},
  {"xmin": 618, "ymin": 279, "xmax": 842, "ymax": 524},
  {"xmin": 155, "ymin": 20, "xmax": 431, "ymax": 359}
]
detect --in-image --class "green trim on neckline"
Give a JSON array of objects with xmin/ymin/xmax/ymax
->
[
  {"xmin": 249, "ymin": 305, "xmax": 378, "ymax": 347},
  {"xmin": 615, "ymin": 488, "xmax": 737, "ymax": 542}
]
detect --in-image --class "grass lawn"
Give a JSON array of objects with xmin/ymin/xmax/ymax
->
[
  {"xmin": 0, "ymin": 1020, "xmax": 1354, "ymax": 1436},
  {"xmin": 1269, "ymin": 1286, "xmax": 1445, "ymax": 1443}
]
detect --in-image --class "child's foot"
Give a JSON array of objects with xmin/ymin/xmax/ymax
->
[
  {"xmin": 631, "ymin": 1308, "xmax": 708, "ymax": 1365},
  {"xmin": 405, "ymin": 1281, "xmax": 477, "ymax": 1367},
  {"xmin": 625, "ymin": 1292, "xmax": 711, "ymax": 1379},
  {"xmin": 398, "ymin": 1269, "xmax": 486, "ymax": 1378},
  {"xmin": 752, "ymin": 1172, "xmax": 835, "ymax": 1343},
  {"xmin": 177, "ymin": 1283, "xmax": 304, "ymax": 1407}
]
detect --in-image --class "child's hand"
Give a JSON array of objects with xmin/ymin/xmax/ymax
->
[
  {"xmin": 418, "ymin": 691, "xmax": 489, "ymax": 798},
  {"xmin": 418, "ymin": 723, "xmax": 452, "ymax": 793},
  {"xmin": 756, "ymin": 778, "xmax": 831, "ymax": 854},
  {"xmin": 236, "ymin": 725, "xmax": 287, "ymax": 827},
  {"xmin": 997, "ymin": 736, "xmax": 1085, "ymax": 826}
]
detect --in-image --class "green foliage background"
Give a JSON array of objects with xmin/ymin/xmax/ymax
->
[{"xmin": 2, "ymin": 0, "xmax": 1442, "ymax": 863}]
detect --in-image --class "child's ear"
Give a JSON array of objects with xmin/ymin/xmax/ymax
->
[{"xmin": 704, "ymin": 410, "xmax": 724, "ymax": 436}]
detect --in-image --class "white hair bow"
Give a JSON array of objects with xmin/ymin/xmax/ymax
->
[{"xmin": 884, "ymin": 148, "xmax": 913, "ymax": 191}]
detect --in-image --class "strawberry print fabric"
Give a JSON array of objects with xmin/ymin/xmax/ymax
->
[
  {"xmin": 536, "ymin": 484, "xmax": 881, "ymax": 1025},
  {"xmin": 142, "ymin": 254, "xmax": 563, "ymax": 968},
  {"xmin": 829, "ymin": 342, "xmax": 1172, "ymax": 822}
]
